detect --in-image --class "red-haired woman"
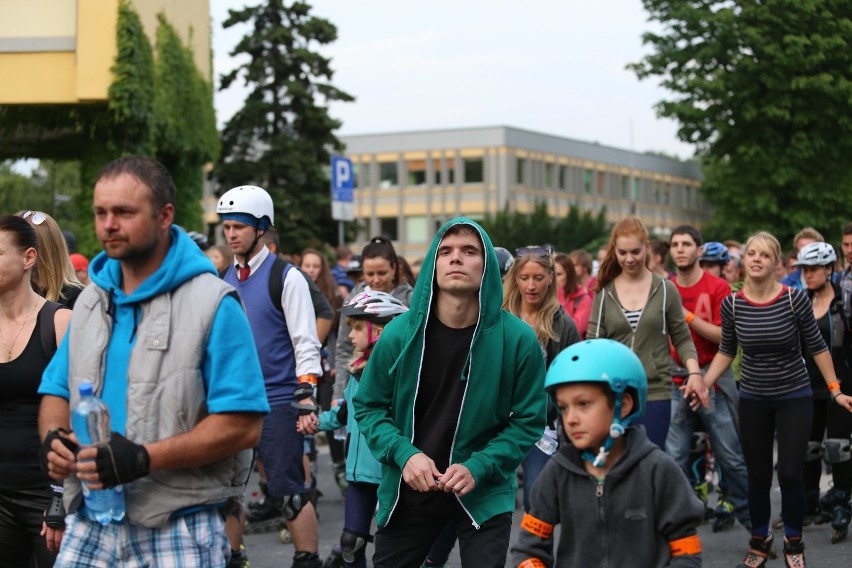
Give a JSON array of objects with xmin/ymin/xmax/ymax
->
[{"xmin": 587, "ymin": 217, "xmax": 703, "ymax": 450}]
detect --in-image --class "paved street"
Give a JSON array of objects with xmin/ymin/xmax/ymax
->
[{"xmin": 244, "ymin": 442, "xmax": 851, "ymax": 567}]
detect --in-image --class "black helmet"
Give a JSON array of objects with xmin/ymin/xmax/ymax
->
[
  {"xmin": 338, "ymin": 291, "xmax": 408, "ymax": 325},
  {"xmin": 494, "ymin": 247, "xmax": 515, "ymax": 277}
]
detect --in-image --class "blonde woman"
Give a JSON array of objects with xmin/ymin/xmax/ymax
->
[
  {"xmin": 17, "ymin": 211, "xmax": 83, "ymax": 308},
  {"xmin": 588, "ymin": 217, "xmax": 703, "ymax": 449},
  {"xmin": 503, "ymin": 246, "xmax": 580, "ymax": 511},
  {"xmin": 688, "ymin": 232, "xmax": 852, "ymax": 567}
]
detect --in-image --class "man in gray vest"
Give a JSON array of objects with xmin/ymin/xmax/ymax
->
[{"xmin": 39, "ymin": 156, "xmax": 269, "ymax": 567}]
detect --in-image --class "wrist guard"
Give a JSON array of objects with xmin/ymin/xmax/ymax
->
[
  {"xmin": 95, "ymin": 433, "xmax": 150, "ymax": 488},
  {"xmin": 44, "ymin": 482, "xmax": 66, "ymax": 529},
  {"xmin": 292, "ymin": 381, "xmax": 318, "ymax": 415},
  {"xmin": 40, "ymin": 428, "xmax": 78, "ymax": 474}
]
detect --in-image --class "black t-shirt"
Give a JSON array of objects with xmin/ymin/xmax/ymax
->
[{"xmin": 399, "ymin": 311, "xmax": 475, "ymax": 515}]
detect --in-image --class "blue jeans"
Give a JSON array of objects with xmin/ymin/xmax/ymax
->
[{"xmin": 665, "ymin": 367, "xmax": 750, "ymax": 526}]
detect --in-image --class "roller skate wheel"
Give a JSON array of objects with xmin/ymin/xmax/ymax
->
[{"xmin": 279, "ymin": 528, "xmax": 291, "ymax": 544}]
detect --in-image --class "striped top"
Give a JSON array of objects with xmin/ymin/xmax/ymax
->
[
  {"xmin": 623, "ymin": 308, "xmax": 643, "ymax": 331},
  {"xmin": 719, "ymin": 286, "xmax": 827, "ymax": 398}
]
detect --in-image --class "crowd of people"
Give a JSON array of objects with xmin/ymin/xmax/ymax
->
[{"xmin": 1, "ymin": 154, "xmax": 851, "ymax": 568}]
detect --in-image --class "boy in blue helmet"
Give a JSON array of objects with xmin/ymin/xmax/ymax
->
[{"xmin": 511, "ymin": 339, "xmax": 705, "ymax": 567}]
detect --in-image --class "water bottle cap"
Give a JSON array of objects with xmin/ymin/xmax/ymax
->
[{"xmin": 79, "ymin": 382, "xmax": 94, "ymax": 397}]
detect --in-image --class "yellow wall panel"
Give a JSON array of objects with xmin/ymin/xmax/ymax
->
[
  {"xmin": 130, "ymin": 0, "xmax": 211, "ymax": 81},
  {"xmin": 0, "ymin": 53, "xmax": 77, "ymax": 103},
  {"xmin": 76, "ymin": 0, "xmax": 119, "ymax": 102}
]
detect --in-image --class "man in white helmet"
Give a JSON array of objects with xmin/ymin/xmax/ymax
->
[{"xmin": 217, "ymin": 185, "xmax": 324, "ymax": 568}]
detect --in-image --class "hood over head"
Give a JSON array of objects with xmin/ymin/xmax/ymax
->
[{"xmin": 408, "ymin": 217, "xmax": 502, "ymax": 332}]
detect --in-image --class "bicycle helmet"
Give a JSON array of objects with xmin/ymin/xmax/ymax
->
[
  {"xmin": 494, "ymin": 247, "xmax": 515, "ymax": 278},
  {"xmin": 545, "ymin": 339, "xmax": 647, "ymax": 466},
  {"xmin": 795, "ymin": 242, "xmax": 836, "ymax": 267},
  {"xmin": 217, "ymin": 185, "xmax": 274, "ymax": 229},
  {"xmin": 338, "ymin": 290, "xmax": 409, "ymax": 325},
  {"xmin": 699, "ymin": 242, "xmax": 730, "ymax": 265}
]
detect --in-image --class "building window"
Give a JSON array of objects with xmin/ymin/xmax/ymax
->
[
  {"xmin": 354, "ymin": 163, "xmax": 371, "ymax": 188},
  {"xmin": 621, "ymin": 176, "xmax": 629, "ymax": 199},
  {"xmin": 463, "ymin": 158, "xmax": 483, "ymax": 183},
  {"xmin": 435, "ymin": 159, "xmax": 455, "ymax": 185},
  {"xmin": 406, "ymin": 160, "xmax": 426, "ymax": 186},
  {"xmin": 516, "ymin": 159, "xmax": 526, "ymax": 184},
  {"xmin": 597, "ymin": 171, "xmax": 605, "ymax": 195},
  {"xmin": 405, "ymin": 216, "xmax": 429, "ymax": 243},
  {"xmin": 583, "ymin": 169, "xmax": 592, "ymax": 193},
  {"xmin": 378, "ymin": 162, "xmax": 397, "ymax": 188},
  {"xmin": 544, "ymin": 163, "xmax": 554, "ymax": 188},
  {"xmin": 379, "ymin": 217, "xmax": 398, "ymax": 240},
  {"xmin": 558, "ymin": 166, "xmax": 568, "ymax": 190}
]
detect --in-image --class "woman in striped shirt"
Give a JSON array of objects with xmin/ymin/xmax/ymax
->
[{"xmin": 693, "ymin": 231, "xmax": 852, "ymax": 567}]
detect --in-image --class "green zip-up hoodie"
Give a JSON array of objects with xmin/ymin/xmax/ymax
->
[{"xmin": 353, "ymin": 217, "xmax": 546, "ymax": 528}]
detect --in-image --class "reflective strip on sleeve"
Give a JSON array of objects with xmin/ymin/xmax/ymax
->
[
  {"xmin": 517, "ymin": 559, "xmax": 546, "ymax": 568},
  {"xmin": 298, "ymin": 374, "xmax": 318, "ymax": 385},
  {"xmin": 669, "ymin": 533, "xmax": 702, "ymax": 556},
  {"xmin": 520, "ymin": 513, "xmax": 553, "ymax": 539}
]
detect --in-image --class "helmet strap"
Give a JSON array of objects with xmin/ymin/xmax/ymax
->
[
  {"xmin": 581, "ymin": 396, "xmax": 628, "ymax": 468},
  {"xmin": 240, "ymin": 226, "xmax": 263, "ymax": 268}
]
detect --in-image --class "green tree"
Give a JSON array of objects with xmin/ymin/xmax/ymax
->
[
  {"xmin": 218, "ymin": 0, "xmax": 355, "ymax": 252},
  {"xmin": 480, "ymin": 201, "xmax": 609, "ymax": 254},
  {"xmin": 629, "ymin": 0, "xmax": 852, "ymax": 243}
]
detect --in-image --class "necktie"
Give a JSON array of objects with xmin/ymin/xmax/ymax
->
[{"xmin": 237, "ymin": 265, "xmax": 250, "ymax": 282}]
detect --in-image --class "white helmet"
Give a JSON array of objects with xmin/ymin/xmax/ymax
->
[
  {"xmin": 217, "ymin": 185, "xmax": 274, "ymax": 227},
  {"xmin": 795, "ymin": 242, "xmax": 836, "ymax": 267}
]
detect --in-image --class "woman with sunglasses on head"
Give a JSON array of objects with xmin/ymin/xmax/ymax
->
[
  {"xmin": 587, "ymin": 217, "xmax": 704, "ymax": 450},
  {"xmin": 503, "ymin": 246, "xmax": 580, "ymax": 512},
  {"xmin": 333, "ymin": 236, "xmax": 413, "ymax": 403},
  {"xmin": 17, "ymin": 211, "xmax": 84, "ymax": 309},
  {"xmin": 0, "ymin": 215, "xmax": 72, "ymax": 567},
  {"xmin": 553, "ymin": 252, "xmax": 592, "ymax": 339}
]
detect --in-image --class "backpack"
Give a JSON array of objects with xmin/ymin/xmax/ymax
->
[{"xmin": 219, "ymin": 257, "xmax": 293, "ymax": 317}]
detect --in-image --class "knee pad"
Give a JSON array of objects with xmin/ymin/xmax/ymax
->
[
  {"xmin": 281, "ymin": 492, "xmax": 310, "ymax": 521},
  {"xmin": 690, "ymin": 431, "xmax": 708, "ymax": 454},
  {"xmin": 806, "ymin": 440, "xmax": 824, "ymax": 462},
  {"xmin": 340, "ymin": 528, "xmax": 371, "ymax": 564},
  {"xmin": 823, "ymin": 438, "xmax": 852, "ymax": 464}
]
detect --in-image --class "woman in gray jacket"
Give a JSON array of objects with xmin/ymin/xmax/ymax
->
[{"xmin": 587, "ymin": 217, "xmax": 705, "ymax": 449}]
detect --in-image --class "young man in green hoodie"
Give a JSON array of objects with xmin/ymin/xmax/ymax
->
[{"xmin": 353, "ymin": 217, "xmax": 547, "ymax": 568}]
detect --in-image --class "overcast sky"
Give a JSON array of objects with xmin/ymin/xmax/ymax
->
[{"xmin": 211, "ymin": 0, "xmax": 697, "ymax": 160}]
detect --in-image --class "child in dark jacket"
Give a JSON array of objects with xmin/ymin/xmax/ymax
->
[
  {"xmin": 511, "ymin": 339, "xmax": 705, "ymax": 567},
  {"xmin": 298, "ymin": 291, "xmax": 408, "ymax": 568}
]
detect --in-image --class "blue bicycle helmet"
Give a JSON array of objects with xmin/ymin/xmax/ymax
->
[
  {"xmin": 494, "ymin": 247, "xmax": 515, "ymax": 278},
  {"xmin": 545, "ymin": 339, "xmax": 647, "ymax": 466},
  {"xmin": 700, "ymin": 242, "xmax": 730, "ymax": 265}
]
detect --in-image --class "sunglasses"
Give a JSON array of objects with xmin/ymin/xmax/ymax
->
[
  {"xmin": 516, "ymin": 245, "xmax": 552, "ymax": 258},
  {"xmin": 21, "ymin": 211, "xmax": 47, "ymax": 225}
]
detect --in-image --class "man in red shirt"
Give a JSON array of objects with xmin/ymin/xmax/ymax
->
[{"xmin": 666, "ymin": 225, "xmax": 751, "ymax": 532}]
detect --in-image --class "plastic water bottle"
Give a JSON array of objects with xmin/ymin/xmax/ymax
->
[
  {"xmin": 333, "ymin": 399, "xmax": 347, "ymax": 441},
  {"xmin": 535, "ymin": 433, "xmax": 558, "ymax": 456},
  {"xmin": 71, "ymin": 382, "xmax": 126, "ymax": 524}
]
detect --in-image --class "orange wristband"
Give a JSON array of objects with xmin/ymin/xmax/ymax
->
[
  {"xmin": 299, "ymin": 374, "xmax": 318, "ymax": 386},
  {"xmin": 827, "ymin": 381, "xmax": 841, "ymax": 393},
  {"xmin": 685, "ymin": 311, "xmax": 695, "ymax": 325}
]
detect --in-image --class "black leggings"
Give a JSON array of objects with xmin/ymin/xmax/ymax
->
[
  {"xmin": 739, "ymin": 396, "xmax": 812, "ymax": 537},
  {"xmin": 0, "ymin": 487, "xmax": 56, "ymax": 568}
]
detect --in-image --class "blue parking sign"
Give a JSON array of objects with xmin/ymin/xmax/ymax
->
[{"xmin": 331, "ymin": 156, "xmax": 354, "ymax": 221}]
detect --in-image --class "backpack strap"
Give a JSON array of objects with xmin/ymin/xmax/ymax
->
[
  {"xmin": 268, "ymin": 256, "xmax": 293, "ymax": 317},
  {"xmin": 38, "ymin": 301, "xmax": 64, "ymax": 358}
]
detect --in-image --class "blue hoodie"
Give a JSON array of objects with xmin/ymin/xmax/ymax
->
[{"xmin": 40, "ymin": 227, "xmax": 269, "ymax": 432}]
